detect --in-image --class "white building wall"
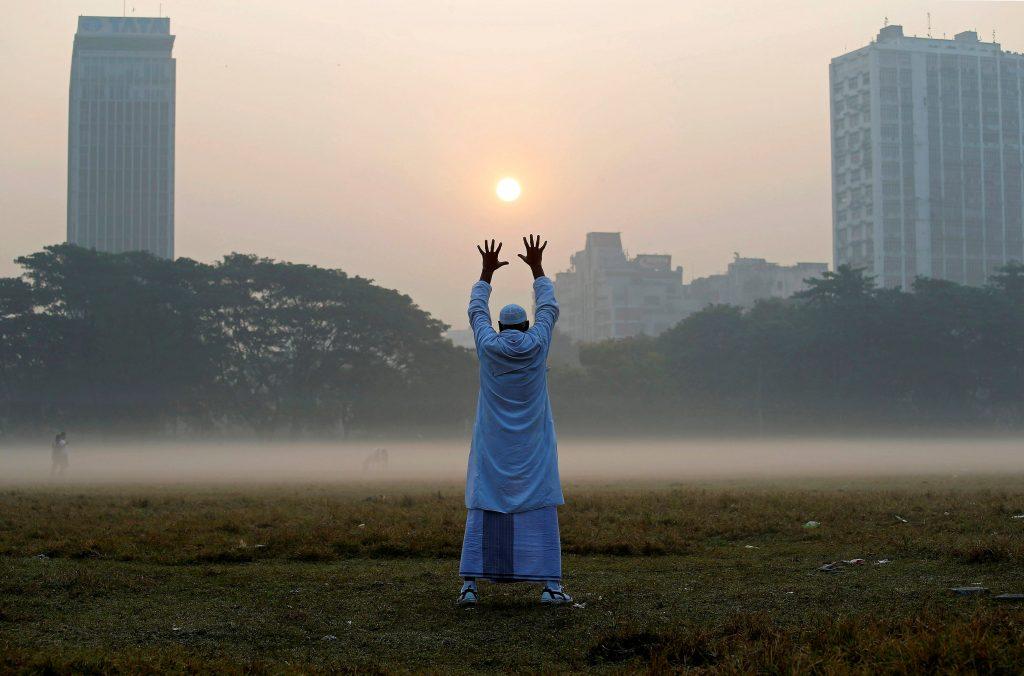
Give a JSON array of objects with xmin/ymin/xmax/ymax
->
[{"xmin": 832, "ymin": 25, "xmax": 1024, "ymax": 288}]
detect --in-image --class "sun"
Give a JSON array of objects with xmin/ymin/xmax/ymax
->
[{"xmin": 496, "ymin": 177, "xmax": 522, "ymax": 202}]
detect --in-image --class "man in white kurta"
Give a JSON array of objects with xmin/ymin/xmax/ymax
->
[{"xmin": 457, "ymin": 236, "xmax": 571, "ymax": 606}]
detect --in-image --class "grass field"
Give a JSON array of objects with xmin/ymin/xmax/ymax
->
[{"xmin": 2, "ymin": 476, "xmax": 1024, "ymax": 672}]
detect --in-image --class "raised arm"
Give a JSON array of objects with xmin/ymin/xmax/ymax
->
[
  {"xmin": 519, "ymin": 234, "xmax": 559, "ymax": 343},
  {"xmin": 469, "ymin": 240, "xmax": 507, "ymax": 349},
  {"xmin": 531, "ymin": 276, "xmax": 559, "ymax": 344}
]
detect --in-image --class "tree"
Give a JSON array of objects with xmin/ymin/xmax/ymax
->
[
  {"xmin": 794, "ymin": 264, "xmax": 876, "ymax": 306},
  {"xmin": 0, "ymin": 277, "xmax": 36, "ymax": 434},
  {"xmin": 11, "ymin": 245, "xmax": 221, "ymax": 433},
  {"xmin": 658, "ymin": 304, "xmax": 749, "ymax": 422},
  {"xmin": 989, "ymin": 262, "xmax": 1024, "ymax": 306},
  {"xmin": 209, "ymin": 253, "xmax": 468, "ymax": 437},
  {"xmin": 0, "ymin": 245, "xmax": 475, "ymax": 438}
]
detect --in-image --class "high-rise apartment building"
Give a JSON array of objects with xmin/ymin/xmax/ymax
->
[
  {"xmin": 831, "ymin": 25, "xmax": 1024, "ymax": 288},
  {"xmin": 67, "ymin": 16, "xmax": 176, "ymax": 258}
]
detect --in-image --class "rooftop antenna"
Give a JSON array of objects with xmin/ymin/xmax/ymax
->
[
  {"xmin": 122, "ymin": 0, "xmax": 126, "ymax": 16},
  {"xmin": 883, "ymin": 16, "xmax": 888, "ymax": 28},
  {"xmin": 927, "ymin": 12, "xmax": 932, "ymax": 38}
]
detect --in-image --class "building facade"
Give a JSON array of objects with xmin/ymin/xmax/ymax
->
[
  {"xmin": 67, "ymin": 16, "xmax": 176, "ymax": 259},
  {"xmin": 554, "ymin": 233, "xmax": 696, "ymax": 342},
  {"xmin": 553, "ymin": 234, "xmax": 830, "ymax": 343},
  {"xmin": 686, "ymin": 257, "xmax": 828, "ymax": 307},
  {"xmin": 831, "ymin": 25, "xmax": 1024, "ymax": 289}
]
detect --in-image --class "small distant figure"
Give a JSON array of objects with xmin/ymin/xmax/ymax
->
[
  {"xmin": 51, "ymin": 431, "xmax": 69, "ymax": 477},
  {"xmin": 362, "ymin": 448, "xmax": 389, "ymax": 473}
]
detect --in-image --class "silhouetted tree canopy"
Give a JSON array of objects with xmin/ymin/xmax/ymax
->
[
  {"xmin": 3, "ymin": 248, "xmax": 1024, "ymax": 438},
  {"xmin": 548, "ymin": 263, "xmax": 1024, "ymax": 433},
  {"xmin": 0, "ymin": 245, "xmax": 474, "ymax": 437}
]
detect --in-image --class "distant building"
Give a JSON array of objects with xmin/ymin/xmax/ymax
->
[
  {"xmin": 554, "ymin": 233, "xmax": 696, "ymax": 342},
  {"xmin": 67, "ymin": 16, "xmax": 176, "ymax": 259},
  {"xmin": 686, "ymin": 257, "xmax": 828, "ymax": 307},
  {"xmin": 445, "ymin": 328, "xmax": 476, "ymax": 350},
  {"xmin": 553, "ymin": 234, "xmax": 830, "ymax": 343},
  {"xmin": 831, "ymin": 25, "xmax": 1024, "ymax": 289}
]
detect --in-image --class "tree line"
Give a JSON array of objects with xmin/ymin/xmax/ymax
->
[
  {"xmin": 0, "ymin": 245, "xmax": 475, "ymax": 437},
  {"xmin": 3, "ymin": 245, "xmax": 1023, "ymax": 438},
  {"xmin": 549, "ymin": 263, "xmax": 1024, "ymax": 433}
]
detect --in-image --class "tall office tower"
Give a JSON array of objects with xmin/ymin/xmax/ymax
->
[
  {"xmin": 67, "ymin": 16, "xmax": 176, "ymax": 259},
  {"xmin": 831, "ymin": 25, "xmax": 1024, "ymax": 288}
]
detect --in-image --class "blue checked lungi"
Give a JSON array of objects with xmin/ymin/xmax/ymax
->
[{"xmin": 459, "ymin": 506, "xmax": 562, "ymax": 582}]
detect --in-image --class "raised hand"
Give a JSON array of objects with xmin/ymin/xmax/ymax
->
[
  {"xmin": 477, "ymin": 239, "xmax": 508, "ymax": 284},
  {"xmin": 517, "ymin": 234, "xmax": 547, "ymax": 279}
]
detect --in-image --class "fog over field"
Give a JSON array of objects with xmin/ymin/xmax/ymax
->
[{"xmin": 3, "ymin": 437, "xmax": 1024, "ymax": 485}]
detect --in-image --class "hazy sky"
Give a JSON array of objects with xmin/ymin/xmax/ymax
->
[{"xmin": 3, "ymin": 1, "xmax": 1023, "ymax": 325}]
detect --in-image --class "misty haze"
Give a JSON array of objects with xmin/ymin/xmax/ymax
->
[
  {"xmin": 4, "ymin": 1, "xmax": 1024, "ymax": 672},
  {"xmin": 3, "ymin": 437, "xmax": 1024, "ymax": 485}
]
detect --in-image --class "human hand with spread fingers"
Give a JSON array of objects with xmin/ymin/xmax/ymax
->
[
  {"xmin": 477, "ymin": 239, "xmax": 508, "ymax": 284},
  {"xmin": 517, "ymin": 234, "xmax": 547, "ymax": 279}
]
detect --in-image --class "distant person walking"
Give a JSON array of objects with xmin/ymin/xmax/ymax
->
[
  {"xmin": 457, "ymin": 235, "xmax": 571, "ymax": 606},
  {"xmin": 51, "ymin": 432, "xmax": 69, "ymax": 477}
]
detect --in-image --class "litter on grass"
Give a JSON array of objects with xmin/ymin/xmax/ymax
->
[
  {"xmin": 803, "ymin": 521, "xmax": 820, "ymax": 529},
  {"xmin": 894, "ymin": 515, "xmax": 909, "ymax": 523},
  {"xmin": 950, "ymin": 587, "xmax": 989, "ymax": 595},
  {"xmin": 819, "ymin": 558, "xmax": 884, "ymax": 572},
  {"xmin": 994, "ymin": 594, "xmax": 1024, "ymax": 602}
]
